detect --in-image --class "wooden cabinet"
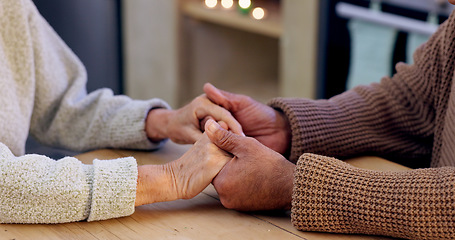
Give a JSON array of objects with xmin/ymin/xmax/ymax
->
[{"xmin": 123, "ymin": 0, "xmax": 318, "ymax": 107}]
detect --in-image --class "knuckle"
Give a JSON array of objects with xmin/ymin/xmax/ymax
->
[
  {"xmin": 192, "ymin": 95, "xmax": 204, "ymax": 104},
  {"xmin": 217, "ymin": 131, "xmax": 234, "ymax": 148}
]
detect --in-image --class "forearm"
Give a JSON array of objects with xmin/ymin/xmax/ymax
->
[
  {"xmin": 26, "ymin": 0, "xmax": 171, "ymax": 151},
  {"xmin": 0, "ymin": 142, "xmax": 137, "ymax": 224},
  {"xmin": 292, "ymin": 153, "xmax": 455, "ymax": 239},
  {"xmin": 269, "ymin": 88, "xmax": 434, "ymax": 163},
  {"xmin": 31, "ymin": 88, "xmax": 170, "ymax": 151},
  {"xmin": 268, "ymin": 22, "xmax": 452, "ymax": 163}
]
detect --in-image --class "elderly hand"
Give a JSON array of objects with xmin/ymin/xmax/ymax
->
[
  {"xmin": 203, "ymin": 83, "xmax": 291, "ymax": 156},
  {"xmin": 145, "ymin": 94, "xmax": 243, "ymax": 144},
  {"xmin": 135, "ymin": 119, "xmax": 232, "ymax": 206},
  {"xmin": 206, "ymin": 120, "xmax": 295, "ymax": 211}
]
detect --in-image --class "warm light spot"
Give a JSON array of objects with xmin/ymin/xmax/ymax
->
[
  {"xmin": 251, "ymin": 7, "xmax": 265, "ymax": 20},
  {"xmin": 221, "ymin": 0, "xmax": 234, "ymax": 9},
  {"xmin": 205, "ymin": 0, "xmax": 217, "ymax": 8},
  {"xmin": 238, "ymin": 0, "xmax": 251, "ymax": 9}
]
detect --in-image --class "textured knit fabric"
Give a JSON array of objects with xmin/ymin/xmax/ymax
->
[
  {"xmin": 293, "ymin": 154, "xmax": 455, "ymax": 240},
  {"xmin": 0, "ymin": 0, "xmax": 170, "ymax": 223},
  {"xmin": 0, "ymin": 143, "xmax": 137, "ymax": 223},
  {"xmin": 269, "ymin": 7, "xmax": 455, "ymax": 240}
]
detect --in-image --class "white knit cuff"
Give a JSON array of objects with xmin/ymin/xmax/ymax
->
[
  {"xmin": 106, "ymin": 98, "xmax": 171, "ymax": 150},
  {"xmin": 87, "ymin": 157, "xmax": 138, "ymax": 222}
]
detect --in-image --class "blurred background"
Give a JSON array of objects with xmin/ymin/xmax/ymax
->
[{"xmin": 28, "ymin": 0, "xmax": 454, "ymax": 157}]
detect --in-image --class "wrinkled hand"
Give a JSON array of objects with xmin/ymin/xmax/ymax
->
[
  {"xmin": 206, "ymin": 120, "xmax": 295, "ymax": 211},
  {"xmin": 145, "ymin": 94, "xmax": 243, "ymax": 144},
  {"xmin": 203, "ymin": 83, "xmax": 291, "ymax": 155},
  {"xmin": 165, "ymin": 123, "xmax": 232, "ymax": 200},
  {"xmin": 136, "ymin": 120, "xmax": 232, "ymax": 206}
]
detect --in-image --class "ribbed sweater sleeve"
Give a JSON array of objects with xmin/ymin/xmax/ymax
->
[
  {"xmin": 23, "ymin": 0, "xmax": 171, "ymax": 153},
  {"xmin": 0, "ymin": 143, "xmax": 137, "ymax": 224},
  {"xmin": 268, "ymin": 14, "xmax": 455, "ymax": 165},
  {"xmin": 269, "ymin": 91, "xmax": 434, "ymax": 165},
  {"xmin": 292, "ymin": 153, "xmax": 455, "ymax": 240}
]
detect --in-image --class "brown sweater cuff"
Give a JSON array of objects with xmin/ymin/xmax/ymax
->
[
  {"xmin": 268, "ymin": 97, "xmax": 308, "ymax": 163},
  {"xmin": 292, "ymin": 153, "xmax": 455, "ymax": 240}
]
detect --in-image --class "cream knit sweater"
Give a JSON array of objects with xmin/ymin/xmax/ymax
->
[{"xmin": 0, "ymin": 0, "xmax": 170, "ymax": 223}]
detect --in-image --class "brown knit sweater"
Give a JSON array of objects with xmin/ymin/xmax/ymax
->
[{"xmin": 269, "ymin": 9, "xmax": 455, "ymax": 240}]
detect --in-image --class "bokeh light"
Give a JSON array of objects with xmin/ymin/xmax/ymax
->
[
  {"xmin": 205, "ymin": 0, "xmax": 217, "ymax": 8},
  {"xmin": 221, "ymin": 0, "xmax": 234, "ymax": 9},
  {"xmin": 238, "ymin": 0, "xmax": 251, "ymax": 9},
  {"xmin": 251, "ymin": 7, "xmax": 265, "ymax": 20}
]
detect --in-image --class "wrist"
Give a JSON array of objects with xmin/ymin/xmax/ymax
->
[
  {"xmin": 145, "ymin": 108, "xmax": 171, "ymax": 142},
  {"xmin": 280, "ymin": 160, "xmax": 295, "ymax": 210},
  {"xmin": 275, "ymin": 110, "xmax": 292, "ymax": 156},
  {"xmin": 135, "ymin": 165, "xmax": 177, "ymax": 206}
]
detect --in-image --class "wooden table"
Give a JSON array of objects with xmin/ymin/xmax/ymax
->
[{"xmin": 1, "ymin": 142, "xmax": 408, "ymax": 240}]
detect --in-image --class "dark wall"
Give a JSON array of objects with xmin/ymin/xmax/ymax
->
[{"xmin": 33, "ymin": 0, "xmax": 123, "ymax": 94}]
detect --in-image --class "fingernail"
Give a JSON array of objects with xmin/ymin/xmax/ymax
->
[{"xmin": 207, "ymin": 119, "xmax": 219, "ymax": 133}]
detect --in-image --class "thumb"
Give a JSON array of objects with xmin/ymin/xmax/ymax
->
[{"xmin": 205, "ymin": 119, "xmax": 246, "ymax": 156}]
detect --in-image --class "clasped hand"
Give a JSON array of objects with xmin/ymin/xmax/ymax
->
[
  {"xmin": 202, "ymin": 83, "xmax": 295, "ymax": 211},
  {"xmin": 145, "ymin": 94, "xmax": 243, "ymax": 144},
  {"xmin": 138, "ymin": 83, "xmax": 295, "ymax": 211},
  {"xmin": 136, "ymin": 120, "xmax": 232, "ymax": 206}
]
